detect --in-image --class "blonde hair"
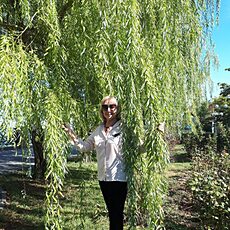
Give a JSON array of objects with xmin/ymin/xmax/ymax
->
[{"xmin": 100, "ymin": 96, "xmax": 121, "ymax": 122}]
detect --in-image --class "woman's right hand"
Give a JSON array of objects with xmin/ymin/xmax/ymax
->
[
  {"xmin": 62, "ymin": 123, "xmax": 77, "ymax": 141},
  {"xmin": 62, "ymin": 123, "xmax": 71, "ymax": 132}
]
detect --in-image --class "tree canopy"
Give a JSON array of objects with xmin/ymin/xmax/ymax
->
[{"xmin": 0, "ymin": 0, "xmax": 220, "ymax": 229}]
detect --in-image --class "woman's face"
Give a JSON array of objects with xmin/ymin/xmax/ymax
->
[{"xmin": 102, "ymin": 98, "xmax": 118, "ymax": 121}]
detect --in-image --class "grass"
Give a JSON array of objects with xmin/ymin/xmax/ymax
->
[
  {"xmin": 61, "ymin": 162, "xmax": 109, "ymax": 230},
  {"xmin": 0, "ymin": 172, "xmax": 45, "ymax": 229},
  {"xmin": 0, "ymin": 145, "xmax": 201, "ymax": 229}
]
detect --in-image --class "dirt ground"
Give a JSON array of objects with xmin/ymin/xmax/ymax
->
[{"xmin": 164, "ymin": 147, "xmax": 201, "ymax": 230}]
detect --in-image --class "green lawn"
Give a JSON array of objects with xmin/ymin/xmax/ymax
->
[
  {"xmin": 61, "ymin": 162, "xmax": 110, "ymax": 230},
  {"xmin": 0, "ymin": 145, "xmax": 200, "ymax": 229}
]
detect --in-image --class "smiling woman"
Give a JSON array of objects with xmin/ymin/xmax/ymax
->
[{"xmin": 63, "ymin": 96, "xmax": 127, "ymax": 230}]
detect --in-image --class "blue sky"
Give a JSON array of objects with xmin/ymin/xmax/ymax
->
[{"xmin": 210, "ymin": 0, "xmax": 230, "ymax": 97}]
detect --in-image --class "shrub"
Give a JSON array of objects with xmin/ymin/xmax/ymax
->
[{"xmin": 185, "ymin": 125, "xmax": 230, "ymax": 229}]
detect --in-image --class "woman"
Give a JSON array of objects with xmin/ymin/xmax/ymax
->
[{"xmin": 63, "ymin": 96, "xmax": 127, "ymax": 230}]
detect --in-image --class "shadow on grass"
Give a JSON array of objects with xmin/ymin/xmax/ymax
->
[
  {"xmin": 67, "ymin": 162, "xmax": 98, "ymax": 182},
  {"xmin": 171, "ymin": 152, "xmax": 191, "ymax": 163},
  {"xmin": 0, "ymin": 162, "xmax": 104, "ymax": 230},
  {"xmin": 165, "ymin": 218, "xmax": 200, "ymax": 230},
  {"xmin": 0, "ymin": 172, "xmax": 45, "ymax": 230},
  {"xmin": 0, "ymin": 160, "xmax": 110, "ymax": 230},
  {"xmin": 170, "ymin": 145, "xmax": 191, "ymax": 163},
  {"xmin": 61, "ymin": 162, "xmax": 109, "ymax": 229}
]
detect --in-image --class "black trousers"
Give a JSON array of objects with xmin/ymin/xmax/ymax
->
[{"xmin": 99, "ymin": 181, "xmax": 127, "ymax": 230}]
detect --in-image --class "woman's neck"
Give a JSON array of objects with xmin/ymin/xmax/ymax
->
[{"xmin": 105, "ymin": 118, "xmax": 117, "ymax": 128}]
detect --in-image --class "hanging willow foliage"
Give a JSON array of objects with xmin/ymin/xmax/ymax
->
[{"xmin": 0, "ymin": 0, "xmax": 220, "ymax": 229}]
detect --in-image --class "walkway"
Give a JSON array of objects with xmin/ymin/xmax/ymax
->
[
  {"xmin": 0, "ymin": 147, "xmax": 34, "ymax": 209},
  {"xmin": 0, "ymin": 147, "xmax": 34, "ymax": 174}
]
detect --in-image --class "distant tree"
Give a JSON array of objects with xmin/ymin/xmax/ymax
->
[
  {"xmin": 219, "ymin": 83, "xmax": 230, "ymax": 97},
  {"xmin": 196, "ymin": 83, "xmax": 230, "ymax": 134},
  {"xmin": 213, "ymin": 84, "xmax": 230, "ymax": 128},
  {"xmin": 0, "ymin": 0, "xmax": 220, "ymax": 229}
]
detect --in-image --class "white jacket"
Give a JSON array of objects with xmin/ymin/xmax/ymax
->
[{"xmin": 73, "ymin": 120, "xmax": 127, "ymax": 182}]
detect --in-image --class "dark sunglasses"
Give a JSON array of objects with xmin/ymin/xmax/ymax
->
[{"xmin": 102, "ymin": 104, "xmax": 117, "ymax": 111}]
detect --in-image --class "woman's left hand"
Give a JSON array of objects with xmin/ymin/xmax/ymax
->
[{"xmin": 157, "ymin": 122, "xmax": 165, "ymax": 133}]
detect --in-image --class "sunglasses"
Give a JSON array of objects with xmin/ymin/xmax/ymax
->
[{"xmin": 102, "ymin": 104, "xmax": 117, "ymax": 111}]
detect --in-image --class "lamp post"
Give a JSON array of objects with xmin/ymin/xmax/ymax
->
[
  {"xmin": 211, "ymin": 103, "xmax": 229, "ymax": 134},
  {"xmin": 211, "ymin": 111, "xmax": 223, "ymax": 134}
]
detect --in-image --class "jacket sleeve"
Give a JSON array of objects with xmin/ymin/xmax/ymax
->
[{"xmin": 73, "ymin": 131, "xmax": 95, "ymax": 152}]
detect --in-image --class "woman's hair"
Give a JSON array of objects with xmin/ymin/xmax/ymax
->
[{"xmin": 100, "ymin": 96, "xmax": 121, "ymax": 122}]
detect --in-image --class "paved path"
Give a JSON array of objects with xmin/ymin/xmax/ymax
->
[
  {"xmin": 0, "ymin": 147, "xmax": 34, "ymax": 209},
  {"xmin": 0, "ymin": 147, "xmax": 34, "ymax": 174}
]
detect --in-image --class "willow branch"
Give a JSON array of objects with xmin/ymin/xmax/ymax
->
[{"xmin": 58, "ymin": 0, "xmax": 75, "ymax": 22}]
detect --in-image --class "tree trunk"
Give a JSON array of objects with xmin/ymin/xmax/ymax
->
[{"xmin": 31, "ymin": 129, "xmax": 46, "ymax": 179}]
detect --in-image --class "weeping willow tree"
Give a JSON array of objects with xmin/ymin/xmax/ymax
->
[{"xmin": 0, "ymin": 0, "xmax": 220, "ymax": 229}]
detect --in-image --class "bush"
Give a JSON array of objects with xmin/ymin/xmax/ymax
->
[
  {"xmin": 184, "ymin": 125, "xmax": 230, "ymax": 229},
  {"xmin": 190, "ymin": 151, "xmax": 230, "ymax": 229}
]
